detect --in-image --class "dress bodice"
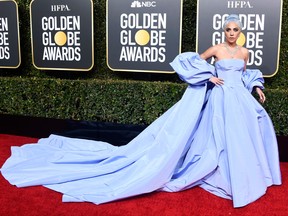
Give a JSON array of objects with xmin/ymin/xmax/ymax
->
[
  {"xmin": 169, "ymin": 52, "xmax": 264, "ymax": 93},
  {"xmin": 215, "ymin": 59, "xmax": 245, "ymax": 86}
]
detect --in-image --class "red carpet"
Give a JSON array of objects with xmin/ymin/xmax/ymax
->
[{"xmin": 0, "ymin": 134, "xmax": 287, "ymax": 216}]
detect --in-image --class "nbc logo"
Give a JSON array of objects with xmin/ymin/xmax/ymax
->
[{"xmin": 131, "ymin": 1, "xmax": 156, "ymax": 8}]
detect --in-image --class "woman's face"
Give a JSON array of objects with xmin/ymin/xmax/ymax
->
[{"xmin": 224, "ymin": 22, "xmax": 241, "ymax": 44}]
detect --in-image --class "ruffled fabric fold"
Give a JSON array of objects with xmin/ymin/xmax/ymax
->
[
  {"xmin": 242, "ymin": 69, "xmax": 265, "ymax": 93},
  {"xmin": 170, "ymin": 52, "xmax": 216, "ymax": 85}
]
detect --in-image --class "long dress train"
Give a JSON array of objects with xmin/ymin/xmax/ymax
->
[{"xmin": 1, "ymin": 52, "xmax": 281, "ymax": 208}]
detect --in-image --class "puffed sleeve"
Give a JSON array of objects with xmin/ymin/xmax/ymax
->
[
  {"xmin": 170, "ymin": 52, "xmax": 216, "ymax": 85},
  {"xmin": 242, "ymin": 69, "xmax": 265, "ymax": 93}
]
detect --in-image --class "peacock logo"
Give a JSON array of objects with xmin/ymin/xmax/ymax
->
[
  {"xmin": 131, "ymin": 1, "xmax": 156, "ymax": 8},
  {"xmin": 131, "ymin": 1, "xmax": 141, "ymax": 8}
]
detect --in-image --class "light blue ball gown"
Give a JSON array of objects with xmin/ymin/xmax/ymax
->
[{"xmin": 0, "ymin": 52, "xmax": 281, "ymax": 208}]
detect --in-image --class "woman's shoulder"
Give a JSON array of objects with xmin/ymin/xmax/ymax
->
[
  {"xmin": 206, "ymin": 43, "xmax": 225, "ymax": 51},
  {"xmin": 212, "ymin": 43, "xmax": 225, "ymax": 49},
  {"xmin": 239, "ymin": 46, "xmax": 248, "ymax": 52},
  {"xmin": 212, "ymin": 43, "xmax": 228, "ymax": 53},
  {"xmin": 200, "ymin": 44, "xmax": 222, "ymax": 59},
  {"xmin": 239, "ymin": 46, "xmax": 249, "ymax": 59}
]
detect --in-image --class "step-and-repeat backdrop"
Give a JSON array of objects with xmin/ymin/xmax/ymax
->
[{"xmin": 0, "ymin": 0, "xmax": 283, "ymax": 77}]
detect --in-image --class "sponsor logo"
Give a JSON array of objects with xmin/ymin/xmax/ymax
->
[
  {"xmin": 131, "ymin": 1, "xmax": 156, "ymax": 8},
  {"xmin": 51, "ymin": 5, "xmax": 71, "ymax": 12},
  {"xmin": 227, "ymin": 1, "xmax": 253, "ymax": 9}
]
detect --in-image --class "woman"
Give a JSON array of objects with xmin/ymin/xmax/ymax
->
[
  {"xmin": 1, "ymin": 15, "xmax": 281, "ymax": 208},
  {"xmin": 200, "ymin": 14, "xmax": 265, "ymax": 102}
]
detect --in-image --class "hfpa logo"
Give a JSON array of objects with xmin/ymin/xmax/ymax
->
[
  {"xmin": 131, "ymin": 1, "xmax": 157, "ymax": 8},
  {"xmin": 227, "ymin": 1, "xmax": 254, "ymax": 8}
]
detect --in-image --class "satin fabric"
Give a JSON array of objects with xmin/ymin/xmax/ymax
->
[{"xmin": 1, "ymin": 52, "xmax": 281, "ymax": 208}]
